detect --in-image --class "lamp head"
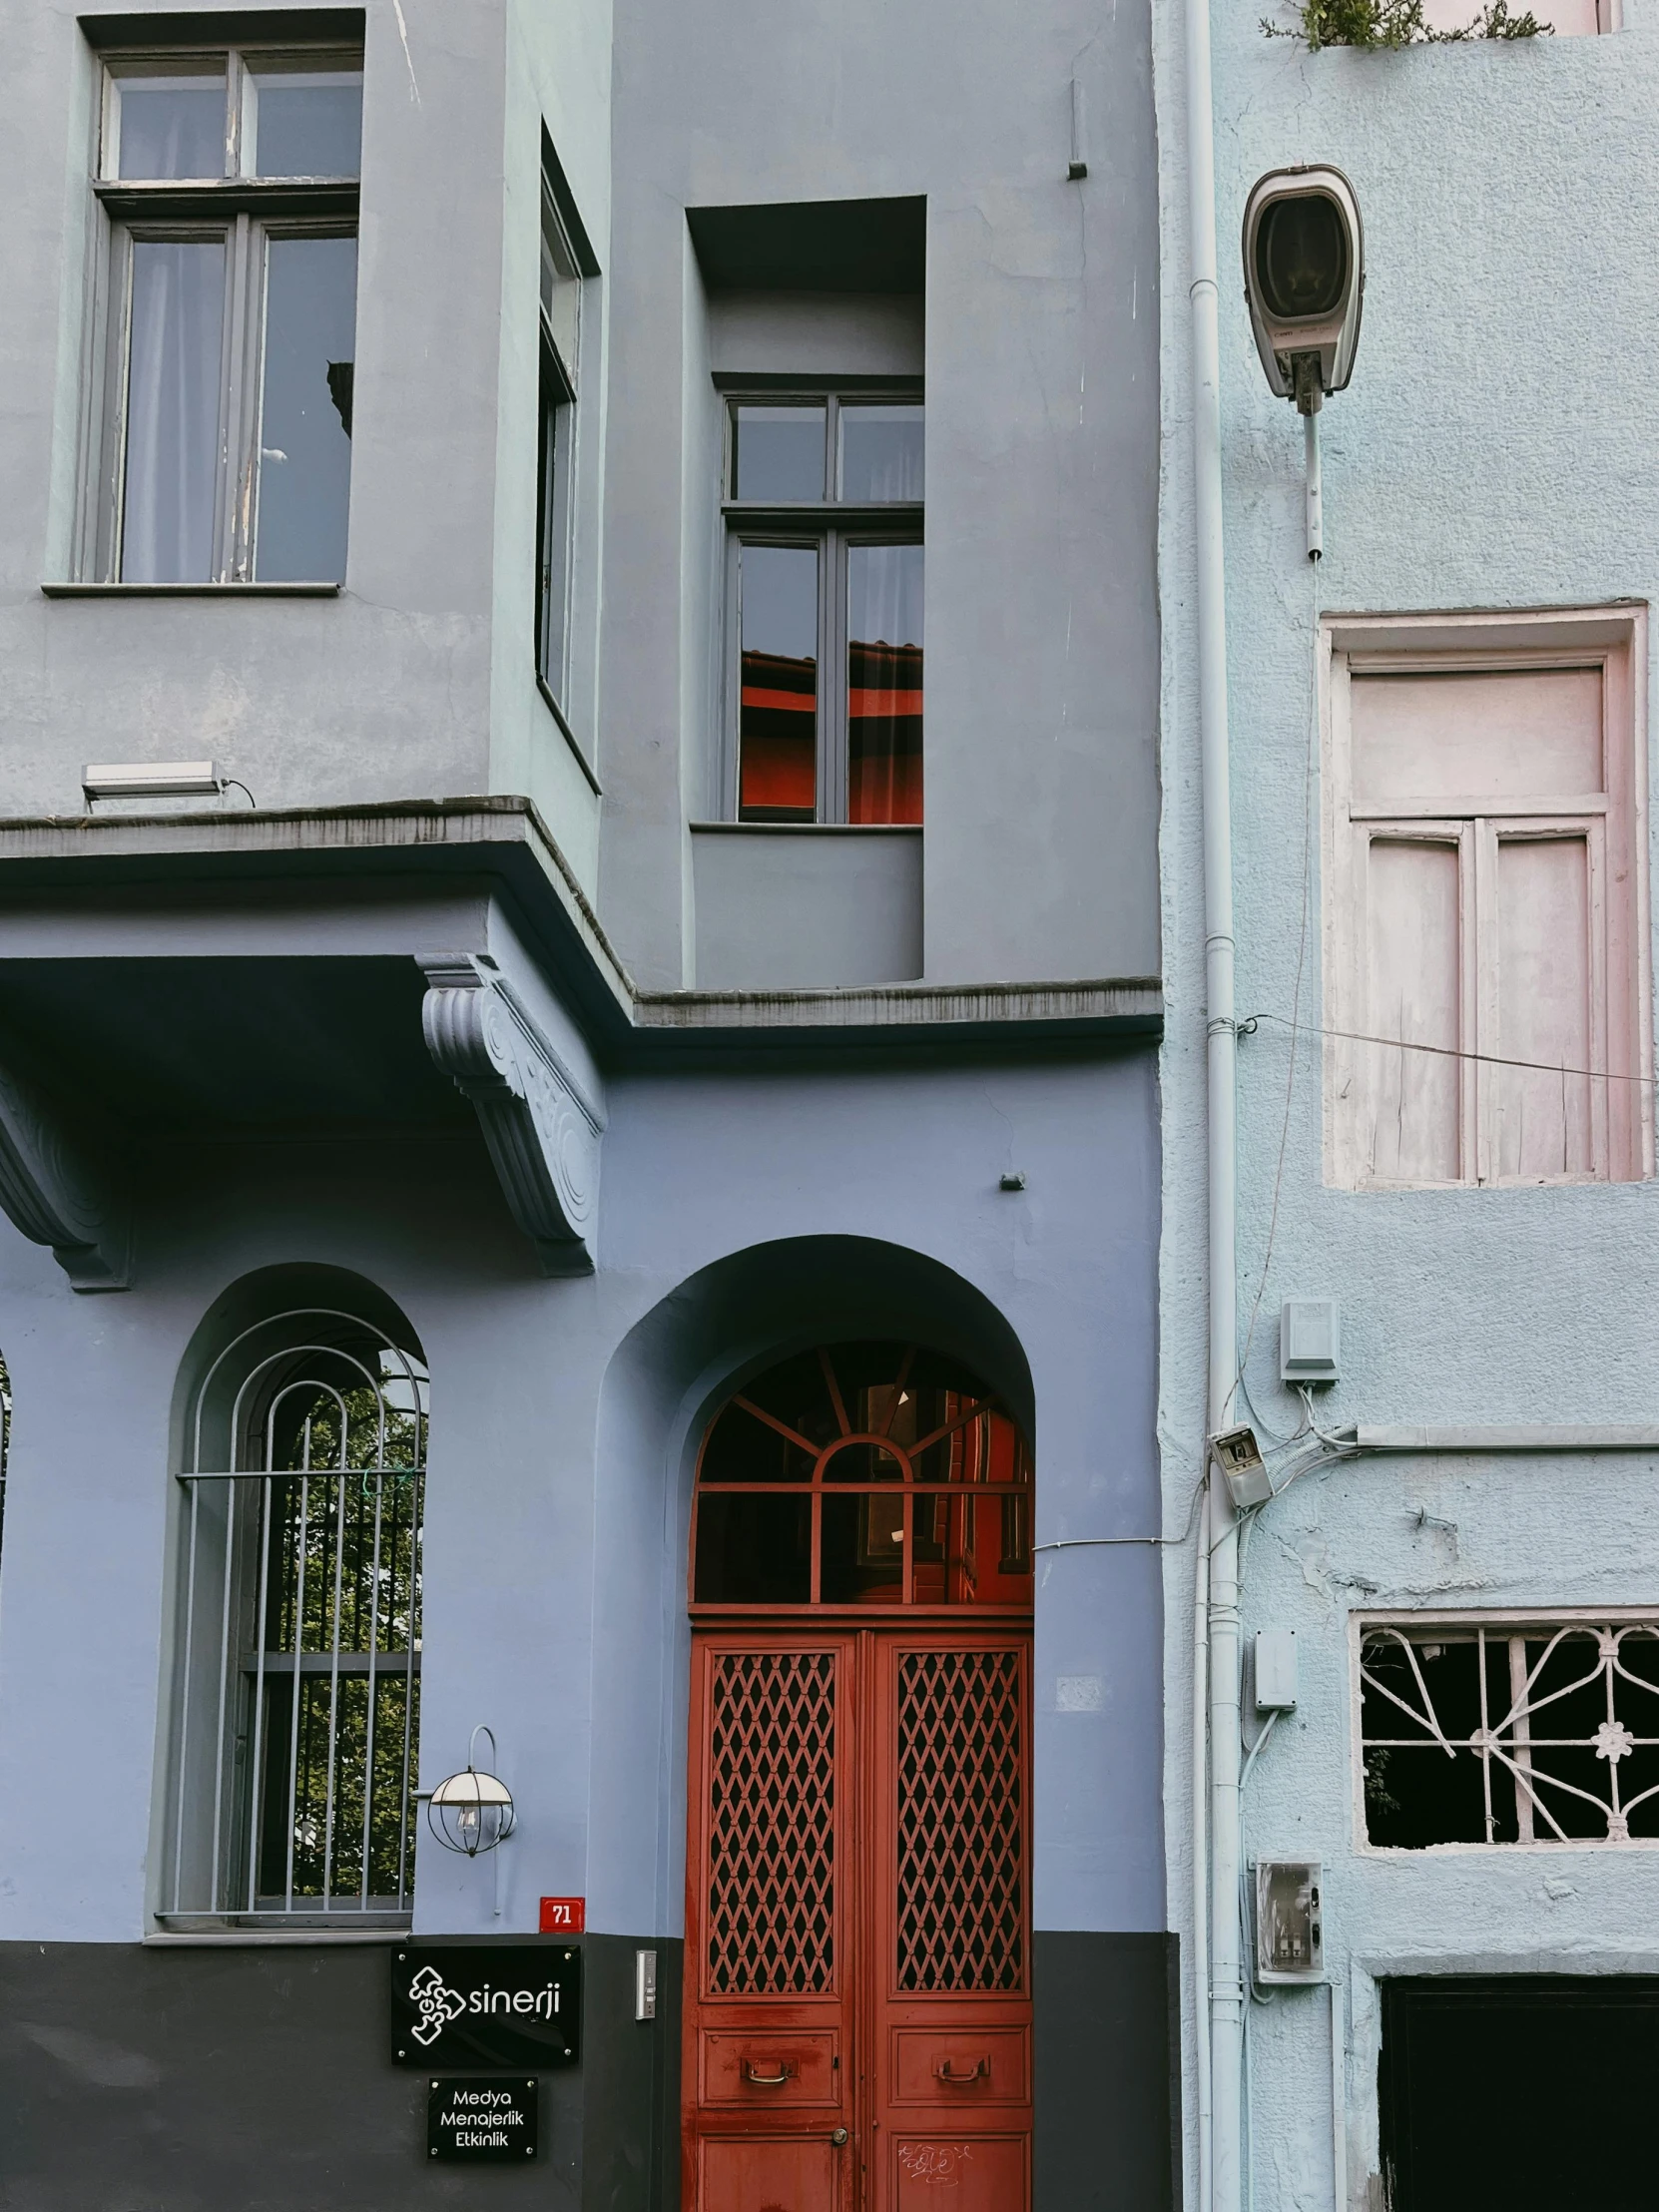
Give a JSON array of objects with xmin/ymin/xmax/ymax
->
[{"xmin": 1242, "ymin": 166, "xmax": 1365, "ymax": 412}]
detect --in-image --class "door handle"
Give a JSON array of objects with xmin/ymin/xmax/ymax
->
[
  {"xmin": 934, "ymin": 2056, "xmax": 988, "ymax": 2084},
  {"xmin": 830, "ymin": 2128, "xmax": 849, "ymax": 2146},
  {"xmin": 743, "ymin": 2062, "xmax": 793, "ymax": 2086}
]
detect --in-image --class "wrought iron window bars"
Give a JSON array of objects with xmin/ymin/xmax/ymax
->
[
  {"xmin": 163, "ymin": 1308, "xmax": 425, "ymax": 1928},
  {"xmin": 1361, "ymin": 1617, "xmax": 1659, "ymax": 1847}
]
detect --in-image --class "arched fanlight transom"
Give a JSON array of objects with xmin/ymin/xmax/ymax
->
[{"xmin": 693, "ymin": 1341, "xmax": 1031, "ymax": 1610}]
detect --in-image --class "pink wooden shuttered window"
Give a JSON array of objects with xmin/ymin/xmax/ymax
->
[{"xmin": 1326, "ymin": 617, "xmax": 1650, "ymax": 1189}]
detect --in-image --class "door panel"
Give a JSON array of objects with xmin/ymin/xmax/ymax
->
[
  {"xmin": 888, "ymin": 2134, "xmax": 1027, "ymax": 2210},
  {"xmin": 687, "ymin": 1629, "xmax": 1030, "ymax": 2212},
  {"xmin": 868, "ymin": 1638, "xmax": 1032, "ymax": 2212},
  {"xmin": 889, "ymin": 2027, "xmax": 1029, "ymax": 2104},
  {"xmin": 701, "ymin": 2136, "xmax": 839, "ymax": 2211},
  {"xmin": 701, "ymin": 2030, "xmax": 842, "ymax": 2106},
  {"xmin": 686, "ymin": 1637, "xmax": 855, "ymax": 2210}
]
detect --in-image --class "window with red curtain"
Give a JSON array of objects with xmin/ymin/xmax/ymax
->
[{"xmin": 728, "ymin": 394, "xmax": 923, "ymax": 826}]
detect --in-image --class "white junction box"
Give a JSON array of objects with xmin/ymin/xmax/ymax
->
[
  {"xmin": 1255, "ymin": 1860, "xmax": 1324, "ymax": 1983},
  {"xmin": 1281, "ymin": 1298, "xmax": 1341, "ymax": 1384},
  {"xmin": 1254, "ymin": 1627, "xmax": 1299, "ymax": 1713}
]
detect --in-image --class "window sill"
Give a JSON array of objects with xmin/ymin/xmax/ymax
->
[
  {"xmin": 690, "ymin": 820, "xmax": 922, "ymax": 833},
  {"xmin": 42, "ymin": 581, "xmax": 343, "ymax": 598},
  {"xmin": 536, "ymin": 673, "xmax": 602, "ymax": 796},
  {"xmin": 146, "ymin": 1925, "xmax": 409, "ymax": 1945}
]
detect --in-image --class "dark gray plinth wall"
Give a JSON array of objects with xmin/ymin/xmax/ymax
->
[{"xmin": 0, "ymin": 1938, "xmax": 1176, "ymax": 2211}]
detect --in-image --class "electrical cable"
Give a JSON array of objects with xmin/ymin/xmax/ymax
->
[
  {"xmin": 1244, "ymin": 1007, "xmax": 1655, "ymax": 1089},
  {"xmin": 1240, "ymin": 1706, "xmax": 1279, "ymax": 1793},
  {"xmin": 1032, "ymin": 1473, "xmax": 1209, "ymax": 1555},
  {"xmin": 1295, "ymin": 1383, "xmax": 1351, "ymax": 1450}
]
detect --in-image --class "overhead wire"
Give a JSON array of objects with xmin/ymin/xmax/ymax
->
[{"xmin": 1243, "ymin": 1007, "xmax": 1655, "ymax": 1089}]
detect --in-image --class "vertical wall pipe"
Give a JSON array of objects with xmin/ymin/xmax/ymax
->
[
  {"xmin": 1304, "ymin": 409, "xmax": 1324, "ymax": 562},
  {"xmin": 1192, "ymin": 1504, "xmax": 1213, "ymax": 2212},
  {"xmin": 1182, "ymin": 0, "xmax": 1243, "ymax": 2199}
]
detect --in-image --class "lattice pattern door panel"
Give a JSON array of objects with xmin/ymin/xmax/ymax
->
[
  {"xmin": 871, "ymin": 1636, "xmax": 1032, "ymax": 2212},
  {"xmin": 894, "ymin": 1648, "xmax": 1025, "ymax": 1994},
  {"xmin": 704, "ymin": 1648, "xmax": 839, "ymax": 1997},
  {"xmin": 685, "ymin": 1636, "xmax": 853, "ymax": 2212}
]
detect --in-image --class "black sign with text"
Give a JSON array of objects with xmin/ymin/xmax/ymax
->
[
  {"xmin": 391, "ymin": 1944, "xmax": 581, "ymax": 2068},
  {"xmin": 427, "ymin": 2077, "xmax": 539, "ymax": 2163}
]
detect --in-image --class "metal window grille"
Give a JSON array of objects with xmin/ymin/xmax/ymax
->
[
  {"xmin": 1361, "ymin": 1616, "xmax": 1659, "ymax": 1848},
  {"xmin": 163, "ymin": 1308, "xmax": 425, "ymax": 1928}
]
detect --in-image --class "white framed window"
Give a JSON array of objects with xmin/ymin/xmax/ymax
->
[
  {"xmin": 82, "ymin": 44, "xmax": 362, "ymax": 584},
  {"xmin": 1324, "ymin": 608, "xmax": 1651, "ymax": 1188}
]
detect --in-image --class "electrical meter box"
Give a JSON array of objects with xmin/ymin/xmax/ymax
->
[{"xmin": 1255, "ymin": 1860, "xmax": 1324, "ymax": 1983}]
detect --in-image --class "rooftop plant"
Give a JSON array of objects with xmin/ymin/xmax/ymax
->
[{"xmin": 1263, "ymin": 0, "xmax": 1550, "ymax": 45}]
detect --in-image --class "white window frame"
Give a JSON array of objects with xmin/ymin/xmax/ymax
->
[{"xmin": 1323, "ymin": 606, "xmax": 1652, "ymax": 1190}]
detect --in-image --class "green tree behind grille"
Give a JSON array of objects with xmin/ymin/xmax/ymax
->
[{"xmin": 256, "ymin": 1381, "xmax": 423, "ymax": 1900}]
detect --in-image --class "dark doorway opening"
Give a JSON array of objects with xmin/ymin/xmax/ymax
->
[{"xmin": 1381, "ymin": 1976, "xmax": 1659, "ymax": 2211}]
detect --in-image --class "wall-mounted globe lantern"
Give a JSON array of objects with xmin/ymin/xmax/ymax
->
[{"xmin": 426, "ymin": 1726, "xmax": 516, "ymax": 1858}]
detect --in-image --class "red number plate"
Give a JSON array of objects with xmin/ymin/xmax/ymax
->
[{"xmin": 539, "ymin": 1896, "xmax": 586, "ymax": 1934}]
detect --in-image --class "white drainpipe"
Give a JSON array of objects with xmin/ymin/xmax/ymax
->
[{"xmin": 1181, "ymin": 0, "xmax": 1243, "ymax": 2199}]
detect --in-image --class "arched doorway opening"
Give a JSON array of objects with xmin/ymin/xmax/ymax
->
[{"xmin": 684, "ymin": 1340, "xmax": 1032, "ymax": 2212}]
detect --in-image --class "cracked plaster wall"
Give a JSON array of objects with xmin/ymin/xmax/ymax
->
[{"xmin": 1154, "ymin": 0, "xmax": 1659, "ymax": 2203}]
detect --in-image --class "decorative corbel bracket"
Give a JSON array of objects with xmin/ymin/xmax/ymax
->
[
  {"xmin": 0, "ymin": 1059, "xmax": 132, "ymax": 1291},
  {"xmin": 421, "ymin": 959, "xmax": 604, "ymax": 1277}
]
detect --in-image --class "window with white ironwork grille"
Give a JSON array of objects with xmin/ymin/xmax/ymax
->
[
  {"xmin": 1360, "ymin": 1615, "xmax": 1659, "ymax": 1848},
  {"xmin": 162, "ymin": 1304, "xmax": 425, "ymax": 1929}
]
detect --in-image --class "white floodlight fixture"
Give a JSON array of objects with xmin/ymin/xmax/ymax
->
[{"xmin": 1241, "ymin": 165, "xmax": 1365, "ymax": 560}]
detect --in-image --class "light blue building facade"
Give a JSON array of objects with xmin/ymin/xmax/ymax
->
[{"xmin": 1158, "ymin": 4, "xmax": 1659, "ymax": 2206}]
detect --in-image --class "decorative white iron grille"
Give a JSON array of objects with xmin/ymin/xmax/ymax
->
[
  {"xmin": 164, "ymin": 1308, "xmax": 426, "ymax": 1927},
  {"xmin": 1361, "ymin": 1617, "xmax": 1659, "ymax": 1848}
]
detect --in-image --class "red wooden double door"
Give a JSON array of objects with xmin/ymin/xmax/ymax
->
[{"xmin": 684, "ymin": 1627, "xmax": 1032, "ymax": 2212}]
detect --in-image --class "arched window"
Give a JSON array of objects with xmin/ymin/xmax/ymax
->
[
  {"xmin": 691, "ymin": 1340, "xmax": 1031, "ymax": 1610},
  {"xmin": 164, "ymin": 1305, "xmax": 426, "ymax": 1930}
]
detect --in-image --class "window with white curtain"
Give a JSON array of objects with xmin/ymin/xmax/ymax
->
[
  {"xmin": 723, "ymin": 390, "xmax": 924, "ymax": 824},
  {"xmin": 87, "ymin": 44, "xmax": 362, "ymax": 584},
  {"xmin": 1324, "ymin": 611, "xmax": 1651, "ymax": 1189}
]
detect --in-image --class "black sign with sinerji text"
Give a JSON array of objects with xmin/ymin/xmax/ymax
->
[
  {"xmin": 391, "ymin": 1943, "xmax": 581, "ymax": 2068},
  {"xmin": 427, "ymin": 2077, "xmax": 539, "ymax": 2163}
]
